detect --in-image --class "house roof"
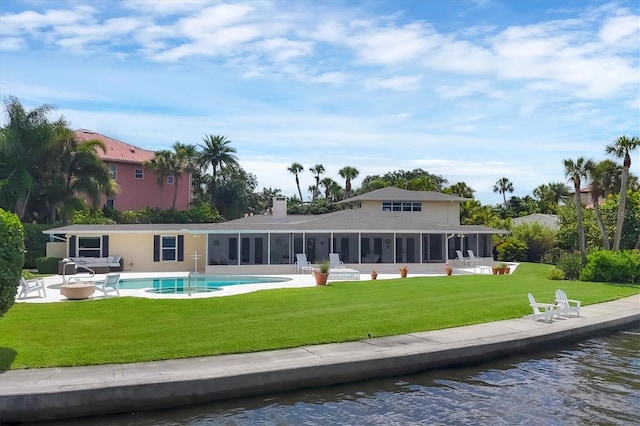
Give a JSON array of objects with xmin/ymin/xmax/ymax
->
[
  {"xmin": 45, "ymin": 210, "xmax": 508, "ymax": 235},
  {"xmin": 75, "ymin": 129, "xmax": 155, "ymax": 164},
  {"xmin": 337, "ymin": 187, "xmax": 470, "ymax": 204},
  {"xmin": 512, "ymin": 213, "xmax": 560, "ymax": 230}
]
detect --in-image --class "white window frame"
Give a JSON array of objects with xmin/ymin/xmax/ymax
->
[
  {"xmin": 109, "ymin": 164, "xmax": 117, "ymax": 179},
  {"xmin": 161, "ymin": 235, "xmax": 177, "ymax": 261},
  {"xmin": 382, "ymin": 201, "xmax": 422, "ymax": 212},
  {"xmin": 106, "ymin": 198, "xmax": 115, "ymax": 209},
  {"xmin": 167, "ymin": 175, "xmax": 174, "ymax": 185},
  {"xmin": 134, "ymin": 169, "xmax": 144, "ymax": 179},
  {"xmin": 78, "ymin": 236, "xmax": 102, "ymax": 257}
]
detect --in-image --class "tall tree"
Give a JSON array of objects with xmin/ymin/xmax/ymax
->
[
  {"xmin": 338, "ymin": 166, "xmax": 359, "ymax": 199},
  {"xmin": 287, "ymin": 162, "xmax": 304, "ymax": 203},
  {"xmin": 585, "ymin": 161, "xmax": 610, "ymax": 250},
  {"xmin": 309, "ymin": 164, "xmax": 325, "ymax": 202},
  {"xmin": 144, "ymin": 150, "xmax": 172, "ymax": 207},
  {"xmin": 605, "ymin": 135, "xmax": 640, "ymax": 251},
  {"xmin": 493, "ymin": 177, "xmax": 514, "ymax": 207},
  {"xmin": 564, "ymin": 157, "xmax": 594, "ymax": 264},
  {"xmin": 0, "ymin": 96, "xmax": 55, "ymax": 219},
  {"xmin": 446, "ymin": 182, "xmax": 475, "ymax": 199},
  {"xmin": 199, "ymin": 135, "xmax": 239, "ymax": 197}
]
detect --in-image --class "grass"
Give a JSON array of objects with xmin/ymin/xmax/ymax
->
[{"xmin": 1, "ymin": 263, "xmax": 638, "ymax": 370}]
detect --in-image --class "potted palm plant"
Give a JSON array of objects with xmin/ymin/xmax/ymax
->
[{"xmin": 314, "ymin": 260, "xmax": 330, "ymax": 285}]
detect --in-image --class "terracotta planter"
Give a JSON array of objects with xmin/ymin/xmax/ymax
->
[
  {"xmin": 371, "ymin": 271, "xmax": 378, "ymax": 280},
  {"xmin": 498, "ymin": 268, "xmax": 506, "ymax": 275},
  {"xmin": 315, "ymin": 271, "xmax": 329, "ymax": 285},
  {"xmin": 446, "ymin": 267, "xmax": 453, "ymax": 276},
  {"xmin": 504, "ymin": 266, "xmax": 511, "ymax": 274},
  {"xmin": 400, "ymin": 269, "xmax": 408, "ymax": 278},
  {"xmin": 492, "ymin": 267, "xmax": 499, "ymax": 275}
]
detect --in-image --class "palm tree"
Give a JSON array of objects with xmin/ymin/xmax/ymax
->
[
  {"xmin": 447, "ymin": 182, "xmax": 475, "ymax": 199},
  {"xmin": 144, "ymin": 150, "xmax": 173, "ymax": 207},
  {"xmin": 309, "ymin": 164, "xmax": 325, "ymax": 202},
  {"xmin": 170, "ymin": 142, "xmax": 199, "ymax": 208},
  {"xmin": 199, "ymin": 135, "xmax": 239, "ymax": 195},
  {"xmin": 338, "ymin": 166, "xmax": 359, "ymax": 199},
  {"xmin": 564, "ymin": 157, "xmax": 594, "ymax": 264},
  {"xmin": 0, "ymin": 96, "xmax": 55, "ymax": 220},
  {"xmin": 586, "ymin": 161, "xmax": 610, "ymax": 250},
  {"xmin": 493, "ymin": 177, "xmax": 514, "ymax": 207},
  {"xmin": 320, "ymin": 177, "xmax": 341, "ymax": 201},
  {"xmin": 605, "ymin": 135, "xmax": 640, "ymax": 251},
  {"xmin": 287, "ymin": 162, "xmax": 304, "ymax": 202}
]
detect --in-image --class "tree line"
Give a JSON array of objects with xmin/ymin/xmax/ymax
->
[{"xmin": 1, "ymin": 96, "xmax": 638, "ymax": 256}]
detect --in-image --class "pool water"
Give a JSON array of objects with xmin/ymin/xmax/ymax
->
[{"xmin": 119, "ymin": 275, "xmax": 292, "ymax": 294}]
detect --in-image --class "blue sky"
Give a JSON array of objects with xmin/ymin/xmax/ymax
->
[{"xmin": 1, "ymin": 0, "xmax": 638, "ymax": 205}]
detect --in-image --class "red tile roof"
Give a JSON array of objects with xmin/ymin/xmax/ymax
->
[{"xmin": 74, "ymin": 129, "xmax": 155, "ymax": 164}]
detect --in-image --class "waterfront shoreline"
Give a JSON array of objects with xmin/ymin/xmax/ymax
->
[{"xmin": 1, "ymin": 294, "xmax": 638, "ymax": 424}]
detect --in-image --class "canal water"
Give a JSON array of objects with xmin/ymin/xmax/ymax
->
[{"xmin": 45, "ymin": 328, "xmax": 639, "ymax": 425}]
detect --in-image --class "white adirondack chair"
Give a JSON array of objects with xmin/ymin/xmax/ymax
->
[
  {"xmin": 528, "ymin": 293, "xmax": 557, "ymax": 323},
  {"xmin": 555, "ymin": 289, "xmax": 581, "ymax": 317}
]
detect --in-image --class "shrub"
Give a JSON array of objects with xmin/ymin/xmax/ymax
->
[
  {"xmin": 579, "ymin": 250, "xmax": 640, "ymax": 283},
  {"xmin": 546, "ymin": 266, "xmax": 566, "ymax": 280},
  {"xmin": 540, "ymin": 247, "xmax": 566, "ymax": 265},
  {"xmin": 496, "ymin": 238, "xmax": 528, "ymax": 261},
  {"xmin": 0, "ymin": 209, "xmax": 24, "ymax": 317},
  {"xmin": 556, "ymin": 252, "xmax": 583, "ymax": 280},
  {"xmin": 35, "ymin": 257, "xmax": 62, "ymax": 274},
  {"xmin": 22, "ymin": 223, "xmax": 51, "ymax": 269},
  {"xmin": 510, "ymin": 223, "xmax": 558, "ymax": 262}
]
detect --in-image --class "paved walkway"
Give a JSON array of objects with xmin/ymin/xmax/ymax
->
[{"xmin": 1, "ymin": 294, "xmax": 638, "ymax": 423}]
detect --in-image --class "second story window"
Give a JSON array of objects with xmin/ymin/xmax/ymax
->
[
  {"xmin": 109, "ymin": 164, "xmax": 117, "ymax": 179},
  {"xmin": 167, "ymin": 175, "xmax": 174, "ymax": 184},
  {"xmin": 382, "ymin": 201, "xmax": 422, "ymax": 212},
  {"xmin": 134, "ymin": 169, "xmax": 143, "ymax": 179}
]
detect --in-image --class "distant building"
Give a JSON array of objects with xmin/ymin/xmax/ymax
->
[
  {"xmin": 75, "ymin": 129, "xmax": 191, "ymax": 211},
  {"xmin": 512, "ymin": 213, "xmax": 560, "ymax": 231},
  {"xmin": 567, "ymin": 185, "xmax": 604, "ymax": 208}
]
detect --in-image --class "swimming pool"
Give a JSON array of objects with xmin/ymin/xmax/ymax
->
[{"xmin": 119, "ymin": 275, "xmax": 292, "ymax": 294}]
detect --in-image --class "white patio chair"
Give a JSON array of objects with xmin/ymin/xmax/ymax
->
[
  {"xmin": 329, "ymin": 253, "xmax": 345, "ymax": 269},
  {"xmin": 94, "ymin": 273, "xmax": 121, "ymax": 297},
  {"xmin": 18, "ymin": 277, "xmax": 47, "ymax": 299},
  {"xmin": 467, "ymin": 250, "xmax": 482, "ymax": 266},
  {"xmin": 455, "ymin": 250, "xmax": 470, "ymax": 266},
  {"xmin": 528, "ymin": 293, "xmax": 558, "ymax": 323},
  {"xmin": 555, "ymin": 289, "xmax": 581, "ymax": 317},
  {"xmin": 295, "ymin": 254, "xmax": 315, "ymax": 274}
]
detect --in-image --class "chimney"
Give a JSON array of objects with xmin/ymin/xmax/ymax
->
[{"xmin": 272, "ymin": 196, "xmax": 287, "ymax": 221}]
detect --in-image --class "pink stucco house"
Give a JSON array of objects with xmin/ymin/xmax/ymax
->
[{"xmin": 75, "ymin": 129, "xmax": 191, "ymax": 211}]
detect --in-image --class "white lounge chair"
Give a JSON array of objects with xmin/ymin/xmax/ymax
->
[
  {"xmin": 467, "ymin": 250, "xmax": 482, "ymax": 266},
  {"xmin": 555, "ymin": 289, "xmax": 581, "ymax": 317},
  {"xmin": 18, "ymin": 277, "xmax": 47, "ymax": 299},
  {"xmin": 455, "ymin": 250, "xmax": 470, "ymax": 266},
  {"xmin": 329, "ymin": 253, "xmax": 345, "ymax": 269},
  {"xmin": 94, "ymin": 273, "xmax": 121, "ymax": 297},
  {"xmin": 528, "ymin": 293, "xmax": 558, "ymax": 323},
  {"xmin": 361, "ymin": 252, "xmax": 379, "ymax": 263},
  {"xmin": 295, "ymin": 253, "xmax": 315, "ymax": 274}
]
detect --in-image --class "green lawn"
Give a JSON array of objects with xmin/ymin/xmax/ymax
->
[{"xmin": 1, "ymin": 263, "xmax": 638, "ymax": 370}]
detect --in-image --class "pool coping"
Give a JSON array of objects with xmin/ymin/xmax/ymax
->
[{"xmin": 1, "ymin": 294, "xmax": 638, "ymax": 423}]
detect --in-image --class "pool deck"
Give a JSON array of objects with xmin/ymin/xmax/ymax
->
[{"xmin": 3, "ymin": 271, "xmax": 638, "ymax": 423}]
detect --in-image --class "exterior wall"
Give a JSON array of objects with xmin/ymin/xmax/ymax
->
[
  {"xmin": 65, "ymin": 233, "xmax": 206, "ymax": 273},
  {"xmin": 103, "ymin": 161, "xmax": 191, "ymax": 211},
  {"xmin": 356, "ymin": 200, "xmax": 460, "ymax": 225},
  {"xmin": 46, "ymin": 242, "xmax": 66, "ymax": 258}
]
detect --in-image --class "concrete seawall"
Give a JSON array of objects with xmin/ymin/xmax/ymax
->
[{"xmin": 1, "ymin": 294, "xmax": 638, "ymax": 423}]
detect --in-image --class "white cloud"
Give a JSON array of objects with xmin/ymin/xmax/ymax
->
[{"xmin": 364, "ymin": 75, "xmax": 422, "ymax": 91}]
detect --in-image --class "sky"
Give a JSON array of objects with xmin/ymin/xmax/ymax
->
[{"xmin": 0, "ymin": 0, "xmax": 638, "ymax": 205}]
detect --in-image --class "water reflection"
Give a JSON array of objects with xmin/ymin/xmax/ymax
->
[{"xmin": 42, "ymin": 329, "xmax": 640, "ymax": 425}]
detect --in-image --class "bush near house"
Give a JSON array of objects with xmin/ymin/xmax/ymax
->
[
  {"xmin": 0, "ymin": 209, "xmax": 24, "ymax": 317},
  {"xmin": 22, "ymin": 223, "xmax": 52, "ymax": 269},
  {"xmin": 35, "ymin": 257, "xmax": 63, "ymax": 275},
  {"xmin": 579, "ymin": 250, "xmax": 640, "ymax": 283},
  {"xmin": 556, "ymin": 252, "xmax": 583, "ymax": 280},
  {"xmin": 496, "ymin": 237, "xmax": 528, "ymax": 261}
]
